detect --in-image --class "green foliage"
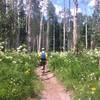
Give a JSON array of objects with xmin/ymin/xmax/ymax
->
[
  {"xmin": 48, "ymin": 51, "xmax": 100, "ymax": 100},
  {"xmin": 0, "ymin": 51, "xmax": 42, "ymax": 100}
]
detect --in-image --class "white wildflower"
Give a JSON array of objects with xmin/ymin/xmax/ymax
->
[{"xmin": 12, "ymin": 61, "xmax": 16, "ymax": 64}]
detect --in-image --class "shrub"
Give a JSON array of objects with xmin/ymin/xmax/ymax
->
[
  {"xmin": 0, "ymin": 51, "xmax": 42, "ymax": 100},
  {"xmin": 48, "ymin": 51, "xmax": 100, "ymax": 100}
]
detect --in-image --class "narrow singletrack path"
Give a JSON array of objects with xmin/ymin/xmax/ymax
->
[{"xmin": 36, "ymin": 66, "xmax": 71, "ymax": 100}]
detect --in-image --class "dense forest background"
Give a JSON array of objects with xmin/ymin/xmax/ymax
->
[{"xmin": 0, "ymin": 0, "xmax": 100, "ymax": 52}]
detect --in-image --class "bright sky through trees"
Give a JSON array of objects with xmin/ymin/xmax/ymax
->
[{"xmin": 51, "ymin": 0, "xmax": 95, "ymax": 15}]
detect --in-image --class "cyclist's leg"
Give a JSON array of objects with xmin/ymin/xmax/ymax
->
[
  {"xmin": 42, "ymin": 65, "xmax": 45, "ymax": 74},
  {"xmin": 42, "ymin": 60, "xmax": 46, "ymax": 74}
]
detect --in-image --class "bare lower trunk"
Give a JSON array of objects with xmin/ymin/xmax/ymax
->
[
  {"xmin": 63, "ymin": 22, "xmax": 66, "ymax": 51},
  {"xmin": 38, "ymin": 13, "xmax": 43, "ymax": 52},
  {"xmin": 73, "ymin": 15, "xmax": 78, "ymax": 50},
  {"xmin": 16, "ymin": 16, "xmax": 20, "ymax": 48},
  {"xmin": 85, "ymin": 19, "xmax": 88, "ymax": 49},
  {"xmin": 16, "ymin": 33, "xmax": 20, "ymax": 48},
  {"xmin": 27, "ymin": 0, "xmax": 32, "ymax": 52},
  {"xmin": 53, "ymin": 23, "xmax": 55, "ymax": 52},
  {"xmin": 37, "ymin": 35, "xmax": 39, "ymax": 52},
  {"xmin": 46, "ymin": 20, "xmax": 49, "ymax": 52},
  {"xmin": 63, "ymin": 0, "xmax": 66, "ymax": 51},
  {"xmin": 42, "ymin": 23, "xmax": 45, "ymax": 49},
  {"xmin": 91, "ymin": 37, "xmax": 95, "ymax": 50},
  {"xmin": 73, "ymin": 0, "xmax": 78, "ymax": 51}
]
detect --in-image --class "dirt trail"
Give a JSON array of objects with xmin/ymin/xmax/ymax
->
[{"xmin": 36, "ymin": 66, "xmax": 71, "ymax": 100}]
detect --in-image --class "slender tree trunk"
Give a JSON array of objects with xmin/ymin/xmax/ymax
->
[
  {"xmin": 10, "ymin": 0, "xmax": 17, "ymax": 49},
  {"xmin": 84, "ymin": 2, "xmax": 88, "ymax": 49},
  {"xmin": 53, "ymin": 21, "xmax": 55, "ymax": 52},
  {"xmin": 63, "ymin": 0, "xmax": 66, "ymax": 51},
  {"xmin": 63, "ymin": 21, "xmax": 66, "ymax": 51},
  {"xmin": 73, "ymin": 0, "xmax": 78, "ymax": 50},
  {"xmin": 14, "ymin": 0, "xmax": 19, "ymax": 49},
  {"xmin": 91, "ymin": 35, "xmax": 96, "ymax": 49},
  {"xmin": 16, "ymin": 3, "xmax": 20, "ymax": 48},
  {"xmin": 37, "ymin": 35, "xmax": 39, "ymax": 52},
  {"xmin": 27, "ymin": 0, "xmax": 32, "ymax": 52},
  {"xmin": 31, "ymin": 38, "xmax": 34, "ymax": 52},
  {"xmin": 85, "ymin": 17, "xmax": 88, "ymax": 49},
  {"xmin": 68, "ymin": 0, "xmax": 71, "ymax": 50},
  {"xmin": 5, "ymin": 0, "xmax": 8, "ymax": 14},
  {"xmin": 46, "ymin": 19, "xmax": 49, "ymax": 52},
  {"xmin": 38, "ymin": 13, "xmax": 43, "ymax": 52},
  {"xmin": 5, "ymin": 0, "xmax": 11, "ymax": 49},
  {"xmin": 26, "ymin": 4, "xmax": 28, "ymax": 37},
  {"xmin": 59, "ymin": 24, "xmax": 62, "ymax": 51},
  {"xmin": 42, "ymin": 22, "xmax": 45, "ymax": 48}
]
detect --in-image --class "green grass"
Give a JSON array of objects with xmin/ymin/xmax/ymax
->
[{"xmin": 48, "ymin": 51, "xmax": 100, "ymax": 100}]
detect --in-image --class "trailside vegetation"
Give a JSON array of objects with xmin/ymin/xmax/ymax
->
[{"xmin": 48, "ymin": 50, "xmax": 100, "ymax": 99}]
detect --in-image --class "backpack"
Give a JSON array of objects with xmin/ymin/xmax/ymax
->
[{"xmin": 41, "ymin": 52, "xmax": 46, "ymax": 60}]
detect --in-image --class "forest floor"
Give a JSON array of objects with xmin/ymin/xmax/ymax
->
[{"xmin": 35, "ymin": 65, "xmax": 71, "ymax": 100}]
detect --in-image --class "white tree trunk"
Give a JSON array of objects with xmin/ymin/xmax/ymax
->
[
  {"xmin": 63, "ymin": 0, "xmax": 66, "ymax": 51},
  {"xmin": 37, "ymin": 35, "xmax": 39, "ymax": 52},
  {"xmin": 63, "ymin": 22, "xmax": 66, "ymax": 51},
  {"xmin": 27, "ymin": 0, "xmax": 32, "ymax": 52},
  {"xmin": 84, "ymin": 1, "xmax": 88, "ymax": 49},
  {"xmin": 38, "ymin": 13, "xmax": 43, "ymax": 52},
  {"xmin": 73, "ymin": 0, "xmax": 78, "ymax": 50},
  {"xmin": 42, "ymin": 22, "xmax": 45, "ymax": 48},
  {"xmin": 46, "ymin": 19, "xmax": 49, "ymax": 52}
]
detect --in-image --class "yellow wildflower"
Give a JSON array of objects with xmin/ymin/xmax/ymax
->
[
  {"xmin": 91, "ymin": 91, "xmax": 95, "ymax": 94},
  {"xmin": 25, "ymin": 69, "xmax": 30, "ymax": 75},
  {"xmin": 38, "ymin": 52, "xmax": 41, "ymax": 59},
  {"xmin": 91, "ymin": 87, "xmax": 96, "ymax": 91}
]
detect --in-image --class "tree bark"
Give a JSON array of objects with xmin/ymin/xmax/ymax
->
[
  {"xmin": 38, "ymin": 13, "xmax": 43, "ymax": 52},
  {"xmin": 46, "ymin": 19, "xmax": 49, "ymax": 52},
  {"xmin": 85, "ymin": 17, "xmax": 88, "ymax": 49},
  {"xmin": 27, "ymin": 0, "xmax": 32, "ymax": 52},
  {"xmin": 16, "ymin": 1, "xmax": 20, "ymax": 48},
  {"xmin": 73, "ymin": 0, "xmax": 78, "ymax": 50},
  {"xmin": 53, "ymin": 21, "xmax": 55, "ymax": 52},
  {"xmin": 63, "ymin": 0, "xmax": 66, "ymax": 51}
]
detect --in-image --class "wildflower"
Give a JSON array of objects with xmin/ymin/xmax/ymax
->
[
  {"xmin": 17, "ymin": 49, "xmax": 21, "ymax": 52},
  {"xmin": 22, "ymin": 48, "xmax": 27, "ymax": 52},
  {"xmin": 0, "ymin": 46, "xmax": 3, "ymax": 49},
  {"xmin": 12, "ymin": 61, "xmax": 16, "ymax": 64},
  {"xmin": 19, "ymin": 45, "xmax": 23, "ymax": 48},
  {"xmin": 0, "ymin": 59, "xmax": 2, "ymax": 62},
  {"xmin": 81, "ymin": 78, "xmax": 84, "ymax": 80},
  {"xmin": 17, "ymin": 45, "xmax": 23, "ymax": 50},
  {"xmin": 11, "ymin": 78, "xmax": 13, "ymax": 80},
  {"xmin": 12, "ymin": 88, "xmax": 16, "ymax": 93},
  {"xmin": 25, "ymin": 62, "xmax": 29, "ymax": 66},
  {"xmin": 91, "ymin": 91, "xmax": 95, "ymax": 94},
  {"xmin": 1, "ymin": 42, "xmax": 5, "ymax": 44},
  {"xmin": 91, "ymin": 87, "xmax": 96, "ymax": 91},
  {"xmin": 50, "ymin": 55, "xmax": 52, "ymax": 58},
  {"xmin": 25, "ymin": 69, "xmax": 30, "ymax": 75},
  {"xmin": 6, "ymin": 56, "xmax": 13, "ymax": 60},
  {"xmin": 88, "ymin": 97, "xmax": 92, "ymax": 100},
  {"xmin": 10, "ymin": 81, "xmax": 13, "ymax": 84}
]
